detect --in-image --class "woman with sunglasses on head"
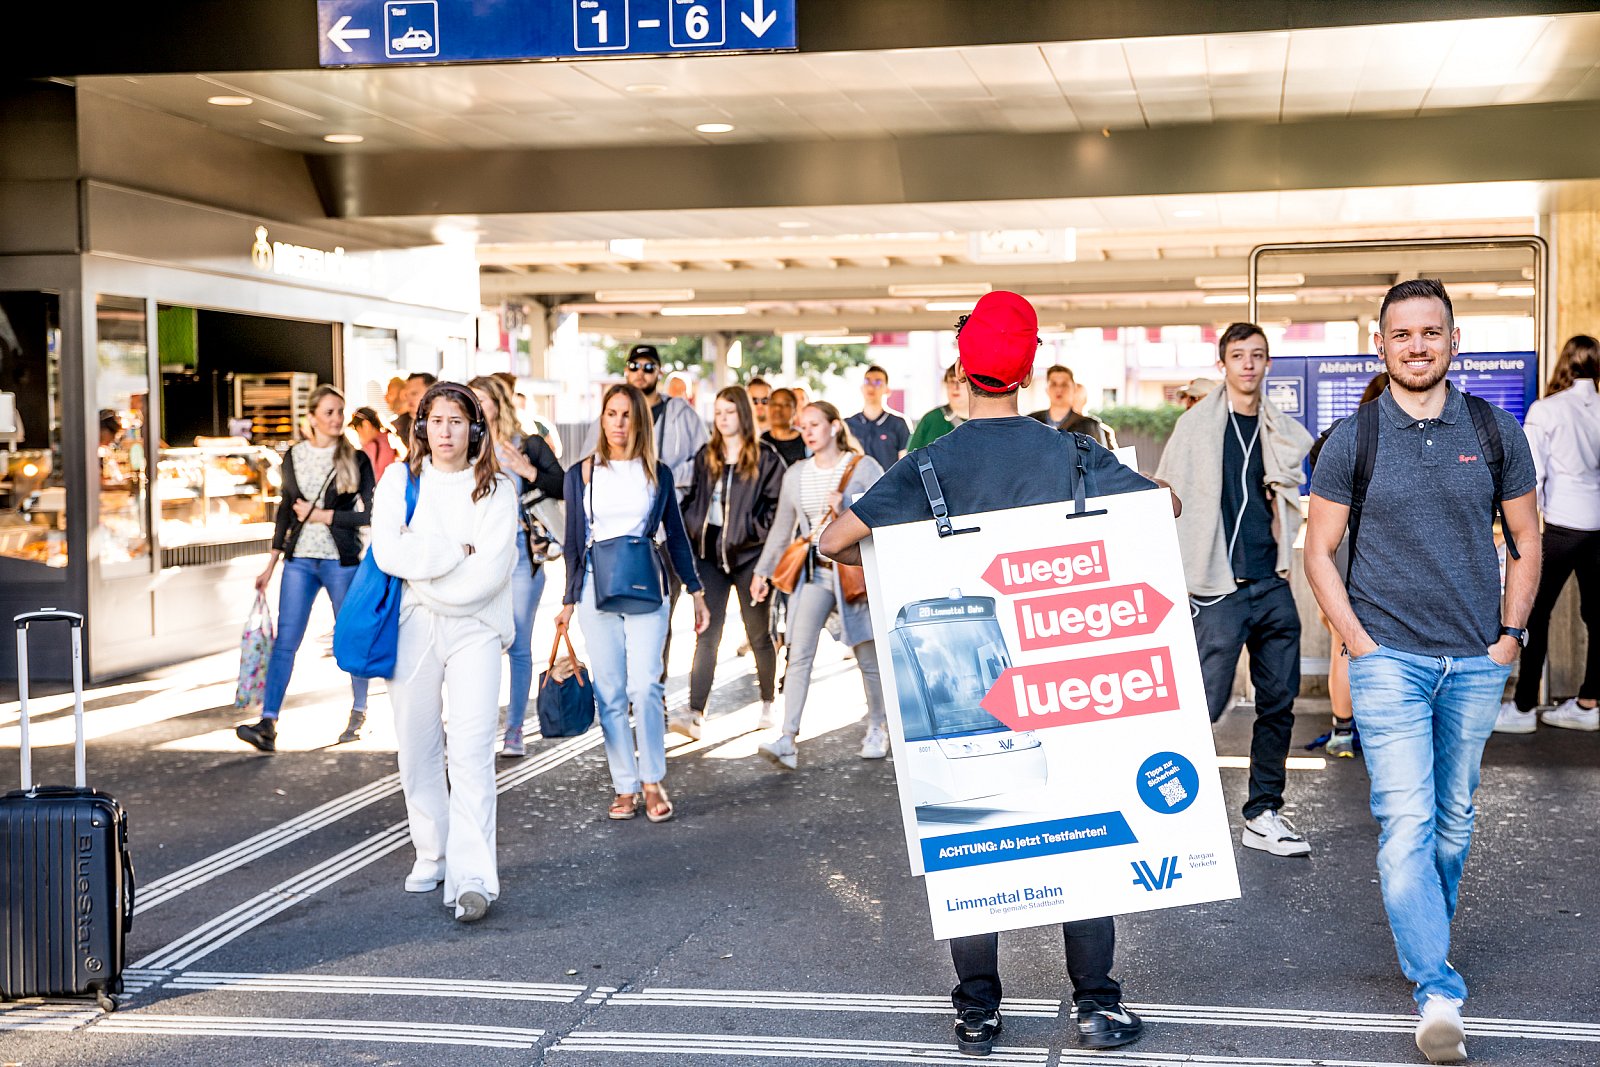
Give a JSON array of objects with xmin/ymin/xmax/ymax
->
[
  {"xmin": 553, "ymin": 384, "xmax": 710, "ymax": 824},
  {"xmin": 672, "ymin": 387, "xmax": 786, "ymax": 739},
  {"xmin": 237, "ymin": 384, "xmax": 375, "ymax": 753},
  {"xmin": 750, "ymin": 401, "xmax": 886, "ymax": 770},
  {"xmin": 369, "ymin": 383, "xmax": 518, "ymax": 923},
  {"xmin": 468, "ymin": 375, "xmax": 565, "ymax": 758}
]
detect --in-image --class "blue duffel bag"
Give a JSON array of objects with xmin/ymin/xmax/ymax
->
[
  {"xmin": 536, "ymin": 628, "xmax": 596, "ymax": 738},
  {"xmin": 333, "ymin": 469, "xmax": 418, "ymax": 679}
]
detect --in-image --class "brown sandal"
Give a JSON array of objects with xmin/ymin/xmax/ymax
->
[
  {"xmin": 608, "ymin": 793, "xmax": 638, "ymax": 820},
  {"xmin": 642, "ymin": 783, "xmax": 674, "ymax": 824}
]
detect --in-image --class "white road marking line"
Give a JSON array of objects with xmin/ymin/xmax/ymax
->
[
  {"xmin": 90, "ymin": 1012, "xmax": 543, "ymax": 1049},
  {"xmin": 134, "ymin": 726, "xmax": 601, "ymax": 925},
  {"xmin": 134, "ymin": 731, "xmax": 604, "ymax": 970},
  {"xmin": 167, "ymin": 971, "xmax": 586, "ymax": 1002},
  {"xmin": 0, "ymin": 1003, "xmax": 103, "ymax": 1032},
  {"xmin": 1053, "ymin": 1053, "xmax": 1419, "ymax": 1067},
  {"xmin": 555, "ymin": 1031, "xmax": 1049, "ymax": 1065},
  {"xmin": 607, "ymin": 988, "xmax": 1060, "ymax": 1018},
  {"xmin": 135, "ymin": 772, "xmax": 404, "ymax": 913}
]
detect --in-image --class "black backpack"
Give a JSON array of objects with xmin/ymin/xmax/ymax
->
[{"xmin": 1343, "ymin": 392, "xmax": 1519, "ymax": 580}]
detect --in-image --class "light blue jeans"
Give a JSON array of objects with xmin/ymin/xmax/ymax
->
[
  {"xmin": 576, "ymin": 571, "xmax": 671, "ymax": 794},
  {"xmin": 502, "ymin": 537, "xmax": 548, "ymax": 741},
  {"xmin": 264, "ymin": 555, "xmax": 368, "ymax": 719},
  {"xmin": 1347, "ymin": 645, "xmax": 1513, "ymax": 1006}
]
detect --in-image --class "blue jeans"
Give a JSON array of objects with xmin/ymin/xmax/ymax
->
[
  {"xmin": 502, "ymin": 539, "xmax": 548, "ymax": 740},
  {"xmin": 576, "ymin": 571, "xmax": 671, "ymax": 794},
  {"xmin": 263, "ymin": 555, "xmax": 368, "ymax": 719},
  {"xmin": 1347, "ymin": 646, "xmax": 1513, "ymax": 1005}
]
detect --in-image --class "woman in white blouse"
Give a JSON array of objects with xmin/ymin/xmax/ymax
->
[
  {"xmin": 1500, "ymin": 335, "xmax": 1600, "ymax": 732},
  {"xmin": 554, "ymin": 384, "xmax": 708, "ymax": 824}
]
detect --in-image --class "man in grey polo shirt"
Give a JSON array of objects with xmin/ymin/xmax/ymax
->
[{"xmin": 1305, "ymin": 278, "xmax": 1540, "ymax": 1065}]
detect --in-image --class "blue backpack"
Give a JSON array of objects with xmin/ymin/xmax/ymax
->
[{"xmin": 332, "ymin": 470, "xmax": 419, "ymax": 679}]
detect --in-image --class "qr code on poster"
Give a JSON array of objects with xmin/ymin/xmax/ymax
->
[{"xmin": 1158, "ymin": 777, "xmax": 1189, "ymax": 808}]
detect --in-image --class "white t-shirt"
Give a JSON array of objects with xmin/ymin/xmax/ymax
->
[
  {"xmin": 799, "ymin": 456, "xmax": 841, "ymax": 546},
  {"xmin": 587, "ymin": 458, "xmax": 653, "ymax": 541}
]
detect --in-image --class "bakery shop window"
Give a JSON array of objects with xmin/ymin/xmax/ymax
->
[
  {"xmin": 95, "ymin": 296, "xmax": 152, "ymax": 574},
  {"xmin": 0, "ymin": 291, "xmax": 67, "ymax": 570}
]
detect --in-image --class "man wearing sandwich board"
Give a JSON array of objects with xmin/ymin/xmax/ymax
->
[{"xmin": 823, "ymin": 292, "xmax": 1239, "ymax": 1057}]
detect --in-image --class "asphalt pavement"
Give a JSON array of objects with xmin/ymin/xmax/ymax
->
[{"xmin": 2, "ymin": 578, "xmax": 1598, "ymax": 1067}]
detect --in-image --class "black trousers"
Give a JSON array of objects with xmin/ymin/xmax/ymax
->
[
  {"xmin": 689, "ymin": 547, "xmax": 777, "ymax": 709},
  {"xmin": 1193, "ymin": 577, "xmax": 1300, "ymax": 820},
  {"xmin": 1514, "ymin": 523, "xmax": 1600, "ymax": 710},
  {"xmin": 950, "ymin": 918, "xmax": 1121, "ymax": 1012}
]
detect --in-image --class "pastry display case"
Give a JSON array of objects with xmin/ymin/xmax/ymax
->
[
  {"xmin": 0, "ymin": 449, "xmax": 68, "ymax": 568},
  {"xmin": 155, "ymin": 439, "xmax": 281, "ymax": 567}
]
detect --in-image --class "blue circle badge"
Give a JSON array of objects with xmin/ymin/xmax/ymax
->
[{"xmin": 1136, "ymin": 751, "xmax": 1199, "ymax": 814}]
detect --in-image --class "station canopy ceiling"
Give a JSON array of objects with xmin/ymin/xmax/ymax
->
[{"xmin": 79, "ymin": 9, "xmax": 1600, "ymax": 332}]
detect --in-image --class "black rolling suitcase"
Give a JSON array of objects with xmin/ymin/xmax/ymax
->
[{"xmin": 0, "ymin": 610, "xmax": 134, "ymax": 1011}]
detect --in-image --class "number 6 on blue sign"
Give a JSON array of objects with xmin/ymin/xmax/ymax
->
[
  {"xmin": 671, "ymin": 0, "xmax": 725, "ymax": 47},
  {"xmin": 574, "ymin": 0, "xmax": 629, "ymax": 51}
]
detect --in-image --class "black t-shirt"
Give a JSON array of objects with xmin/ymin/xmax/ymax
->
[
  {"xmin": 1219, "ymin": 412, "xmax": 1277, "ymax": 580},
  {"xmin": 848, "ymin": 416, "xmax": 1155, "ymax": 529},
  {"xmin": 762, "ymin": 430, "xmax": 808, "ymax": 466}
]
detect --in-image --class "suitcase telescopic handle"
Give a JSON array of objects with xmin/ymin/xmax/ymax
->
[{"xmin": 14, "ymin": 609, "xmax": 87, "ymax": 791}]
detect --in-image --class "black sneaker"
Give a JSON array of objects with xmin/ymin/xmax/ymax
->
[
  {"xmin": 236, "ymin": 718, "xmax": 277, "ymax": 753},
  {"xmin": 1075, "ymin": 1000, "xmax": 1142, "ymax": 1049},
  {"xmin": 954, "ymin": 1007, "xmax": 1002, "ymax": 1056}
]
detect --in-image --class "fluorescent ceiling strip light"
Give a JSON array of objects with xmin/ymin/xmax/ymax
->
[
  {"xmin": 804, "ymin": 335, "xmax": 872, "ymax": 345},
  {"xmin": 594, "ymin": 289, "xmax": 694, "ymax": 303},
  {"xmin": 887, "ymin": 283, "xmax": 991, "ymax": 298},
  {"xmin": 659, "ymin": 305, "xmax": 747, "ymax": 317}
]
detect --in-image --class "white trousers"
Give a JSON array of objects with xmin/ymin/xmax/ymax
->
[{"xmin": 390, "ymin": 608, "xmax": 503, "ymax": 905}]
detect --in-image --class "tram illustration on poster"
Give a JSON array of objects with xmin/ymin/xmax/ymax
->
[{"xmin": 861, "ymin": 488, "xmax": 1241, "ymax": 940}]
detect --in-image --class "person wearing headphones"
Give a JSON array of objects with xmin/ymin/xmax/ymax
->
[
  {"xmin": 1155, "ymin": 323, "xmax": 1315, "ymax": 857},
  {"xmin": 369, "ymin": 382, "xmax": 518, "ymax": 924}
]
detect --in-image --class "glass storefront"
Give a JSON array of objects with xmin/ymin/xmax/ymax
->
[
  {"xmin": 0, "ymin": 291, "xmax": 67, "ymax": 571},
  {"xmin": 95, "ymin": 296, "xmax": 152, "ymax": 573}
]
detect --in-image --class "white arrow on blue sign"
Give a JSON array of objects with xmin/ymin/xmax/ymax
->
[{"xmin": 317, "ymin": 0, "xmax": 797, "ymax": 67}]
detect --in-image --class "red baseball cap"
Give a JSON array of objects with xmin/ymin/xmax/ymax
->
[{"xmin": 957, "ymin": 291, "xmax": 1039, "ymax": 392}]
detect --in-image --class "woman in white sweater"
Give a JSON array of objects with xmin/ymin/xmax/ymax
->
[{"xmin": 370, "ymin": 382, "xmax": 517, "ymax": 923}]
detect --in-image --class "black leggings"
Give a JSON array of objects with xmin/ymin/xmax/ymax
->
[
  {"xmin": 1514, "ymin": 523, "xmax": 1600, "ymax": 710},
  {"xmin": 688, "ymin": 546, "xmax": 777, "ymax": 711}
]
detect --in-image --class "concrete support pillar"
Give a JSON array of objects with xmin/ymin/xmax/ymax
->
[
  {"xmin": 781, "ymin": 333, "xmax": 799, "ymax": 384},
  {"xmin": 703, "ymin": 332, "xmax": 726, "ymax": 398},
  {"xmin": 1542, "ymin": 210, "xmax": 1596, "ymax": 700}
]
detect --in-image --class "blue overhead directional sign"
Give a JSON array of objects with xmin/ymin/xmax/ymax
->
[{"xmin": 318, "ymin": 0, "xmax": 796, "ymax": 66}]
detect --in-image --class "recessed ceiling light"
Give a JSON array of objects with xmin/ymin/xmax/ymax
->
[
  {"xmin": 1172, "ymin": 208, "xmax": 1205, "ymax": 219},
  {"xmin": 625, "ymin": 83, "xmax": 667, "ymax": 94},
  {"xmin": 695, "ymin": 122, "xmax": 735, "ymax": 134},
  {"xmin": 323, "ymin": 133, "xmax": 365, "ymax": 144},
  {"xmin": 777, "ymin": 220, "xmax": 811, "ymax": 230},
  {"xmin": 207, "ymin": 95, "xmax": 254, "ymax": 107}
]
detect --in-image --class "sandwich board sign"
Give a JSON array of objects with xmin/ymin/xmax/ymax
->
[{"xmin": 860, "ymin": 488, "xmax": 1240, "ymax": 940}]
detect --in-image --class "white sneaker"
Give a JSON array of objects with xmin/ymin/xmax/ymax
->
[
  {"xmin": 757, "ymin": 701, "xmax": 780, "ymax": 730},
  {"xmin": 860, "ymin": 724, "xmax": 889, "ymax": 760},
  {"xmin": 1241, "ymin": 809, "xmax": 1311, "ymax": 857},
  {"xmin": 759, "ymin": 733, "xmax": 798, "ymax": 771},
  {"xmin": 453, "ymin": 883, "xmax": 490, "ymax": 923},
  {"xmin": 1492, "ymin": 700, "xmax": 1537, "ymax": 734},
  {"xmin": 1415, "ymin": 995, "xmax": 1466, "ymax": 1064},
  {"xmin": 404, "ymin": 860, "xmax": 444, "ymax": 894},
  {"xmin": 1541, "ymin": 697, "xmax": 1600, "ymax": 732},
  {"xmin": 667, "ymin": 709, "xmax": 702, "ymax": 740}
]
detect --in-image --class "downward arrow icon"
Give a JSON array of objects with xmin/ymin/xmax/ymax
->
[{"xmin": 740, "ymin": 0, "xmax": 777, "ymax": 36}]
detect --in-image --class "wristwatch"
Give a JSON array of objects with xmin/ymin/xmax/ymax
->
[{"xmin": 1500, "ymin": 626, "xmax": 1528, "ymax": 647}]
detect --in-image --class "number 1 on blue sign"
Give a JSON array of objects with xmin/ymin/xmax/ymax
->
[
  {"xmin": 575, "ymin": 0, "xmax": 629, "ymax": 51},
  {"xmin": 672, "ymin": 0, "xmax": 725, "ymax": 47}
]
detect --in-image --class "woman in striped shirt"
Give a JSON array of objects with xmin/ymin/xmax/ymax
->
[{"xmin": 750, "ymin": 401, "xmax": 885, "ymax": 770}]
